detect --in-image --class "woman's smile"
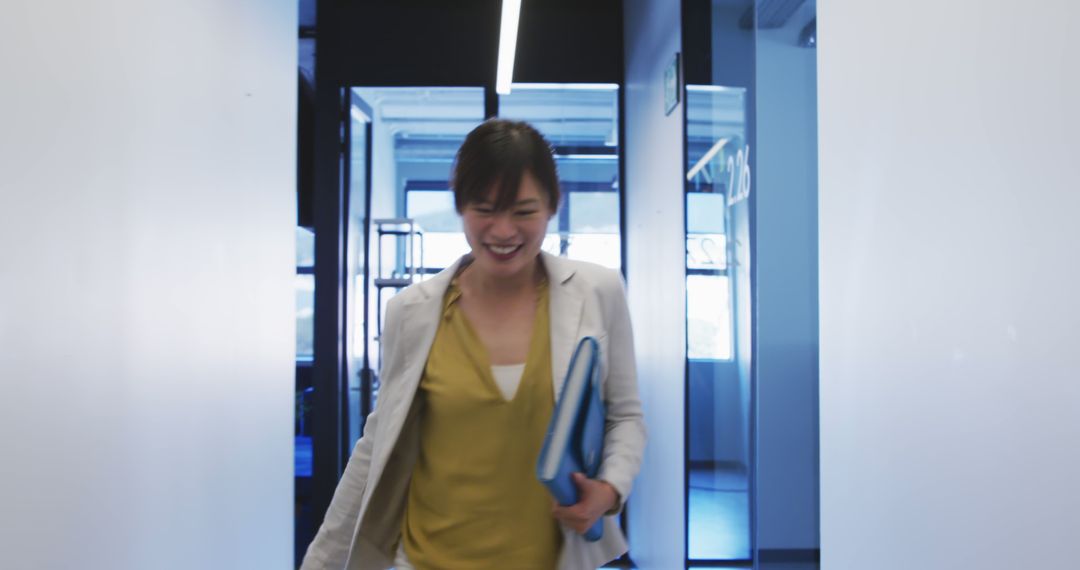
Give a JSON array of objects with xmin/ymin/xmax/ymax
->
[
  {"xmin": 461, "ymin": 172, "xmax": 552, "ymax": 281},
  {"xmin": 485, "ymin": 243, "xmax": 523, "ymax": 260}
]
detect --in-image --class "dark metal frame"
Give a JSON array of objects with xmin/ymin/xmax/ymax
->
[
  {"xmin": 339, "ymin": 89, "xmax": 353, "ymax": 466},
  {"xmin": 310, "ymin": 82, "xmax": 375, "ymax": 545},
  {"xmin": 349, "ymin": 92, "xmax": 376, "ymax": 437},
  {"xmin": 310, "ymin": 63, "xmax": 346, "ymax": 543}
]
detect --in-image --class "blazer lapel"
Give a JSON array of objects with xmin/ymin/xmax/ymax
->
[
  {"xmin": 543, "ymin": 252, "xmax": 583, "ymax": 400},
  {"xmin": 386, "ymin": 259, "xmax": 462, "ymax": 418}
]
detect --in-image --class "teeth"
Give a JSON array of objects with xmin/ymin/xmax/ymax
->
[{"xmin": 489, "ymin": 244, "xmax": 518, "ymax": 255}]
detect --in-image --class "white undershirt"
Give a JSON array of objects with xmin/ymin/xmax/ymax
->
[
  {"xmin": 490, "ymin": 363, "xmax": 526, "ymax": 401},
  {"xmin": 393, "ymin": 542, "xmax": 414, "ymax": 569}
]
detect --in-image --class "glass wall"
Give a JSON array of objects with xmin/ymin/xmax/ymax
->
[
  {"xmin": 352, "ymin": 86, "xmax": 486, "ymax": 410},
  {"xmin": 686, "ymin": 86, "xmax": 747, "ymax": 363},
  {"xmin": 684, "ymin": 0, "xmax": 819, "ymax": 566},
  {"xmin": 683, "ymin": 0, "xmax": 757, "ymax": 562},
  {"xmin": 685, "ymin": 84, "xmax": 753, "ymax": 562}
]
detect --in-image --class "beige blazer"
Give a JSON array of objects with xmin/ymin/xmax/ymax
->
[{"xmin": 300, "ymin": 252, "xmax": 647, "ymax": 570}]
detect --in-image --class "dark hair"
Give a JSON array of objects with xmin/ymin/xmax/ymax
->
[{"xmin": 451, "ymin": 119, "xmax": 560, "ymax": 213}]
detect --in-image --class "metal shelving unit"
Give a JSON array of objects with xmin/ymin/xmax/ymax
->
[{"xmin": 371, "ymin": 218, "xmax": 425, "ymax": 370}]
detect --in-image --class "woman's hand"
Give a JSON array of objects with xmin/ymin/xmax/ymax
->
[{"xmin": 551, "ymin": 473, "xmax": 618, "ymax": 535}]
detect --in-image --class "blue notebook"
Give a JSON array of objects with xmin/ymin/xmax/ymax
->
[{"xmin": 537, "ymin": 336, "xmax": 606, "ymax": 542}]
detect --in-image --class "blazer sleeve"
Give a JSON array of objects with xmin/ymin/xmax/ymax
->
[
  {"xmin": 299, "ymin": 296, "xmax": 405, "ymax": 570},
  {"xmin": 595, "ymin": 269, "xmax": 647, "ymax": 515}
]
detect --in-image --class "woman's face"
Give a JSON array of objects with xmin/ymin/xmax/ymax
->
[{"xmin": 461, "ymin": 172, "xmax": 553, "ymax": 281}]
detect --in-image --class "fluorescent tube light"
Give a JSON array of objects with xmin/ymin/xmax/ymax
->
[
  {"xmin": 686, "ymin": 138, "xmax": 729, "ymax": 181},
  {"xmin": 496, "ymin": 0, "xmax": 523, "ymax": 95},
  {"xmin": 686, "ymin": 85, "xmax": 743, "ymax": 94}
]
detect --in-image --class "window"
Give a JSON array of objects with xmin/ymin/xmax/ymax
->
[
  {"xmin": 501, "ymin": 84, "xmax": 622, "ymax": 270},
  {"xmin": 686, "ymin": 191, "xmax": 733, "ymax": 360},
  {"xmin": 404, "ymin": 187, "xmax": 469, "ymax": 271}
]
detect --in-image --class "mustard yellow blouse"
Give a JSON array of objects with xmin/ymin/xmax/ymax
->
[{"xmin": 401, "ymin": 279, "xmax": 562, "ymax": 569}]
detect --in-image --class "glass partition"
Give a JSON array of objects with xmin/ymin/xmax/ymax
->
[
  {"xmin": 684, "ymin": 0, "xmax": 820, "ymax": 566},
  {"xmin": 686, "ymin": 87, "xmax": 747, "ymax": 365},
  {"xmin": 686, "ymin": 83, "xmax": 752, "ymax": 562},
  {"xmin": 683, "ymin": 0, "xmax": 757, "ymax": 563},
  {"xmin": 352, "ymin": 87, "xmax": 486, "ymax": 411}
]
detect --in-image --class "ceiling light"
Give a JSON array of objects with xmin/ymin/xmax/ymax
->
[
  {"xmin": 686, "ymin": 138, "xmax": 730, "ymax": 181},
  {"xmin": 496, "ymin": 0, "xmax": 523, "ymax": 95}
]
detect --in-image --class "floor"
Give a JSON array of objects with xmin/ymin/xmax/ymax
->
[{"xmin": 688, "ymin": 464, "xmax": 751, "ymax": 561}]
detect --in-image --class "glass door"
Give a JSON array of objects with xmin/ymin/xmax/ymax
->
[
  {"xmin": 351, "ymin": 86, "xmax": 486, "ymax": 412},
  {"xmin": 685, "ymin": 84, "xmax": 753, "ymax": 562}
]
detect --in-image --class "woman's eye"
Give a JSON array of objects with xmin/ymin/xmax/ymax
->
[
  {"xmin": 514, "ymin": 210, "xmax": 538, "ymax": 217},
  {"xmin": 473, "ymin": 207, "xmax": 494, "ymax": 215}
]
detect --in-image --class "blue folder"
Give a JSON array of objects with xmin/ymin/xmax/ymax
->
[{"xmin": 537, "ymin": 336, "xmax": 606, "ymax": 542}]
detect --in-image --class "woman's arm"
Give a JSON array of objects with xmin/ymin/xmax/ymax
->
[{"xmin": 299, "ymin": 297, "xmax": 405, "ymax": 569}]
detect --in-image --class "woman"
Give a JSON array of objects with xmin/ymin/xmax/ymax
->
[{"xmin": 301, "ymin": 119, "xmax": 646, "ymax": 570}]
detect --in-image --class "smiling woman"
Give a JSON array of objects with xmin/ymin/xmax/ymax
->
[
  {"xmin": 460, "ymin": 175, "xmax": 549, "ymax": 278},
  {"xmin": 299, "ymin": 119, "xmax": 646, "ymax": 570},
  {"xmin": 454, "ymin": 121, "xmax": 559, "ymax": 285}
]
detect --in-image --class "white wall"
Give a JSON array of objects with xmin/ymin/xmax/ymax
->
[
  {"xmin": 623, "ymin": 0, "xmax": 685, "ymax": 567},
  {"xmin": 819, "ymin": 1, "xmax": 1080, "ymax": 568},
  {"xmin": 0, "ymin": 1, "xmax": 296, "ymax": 568}
]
